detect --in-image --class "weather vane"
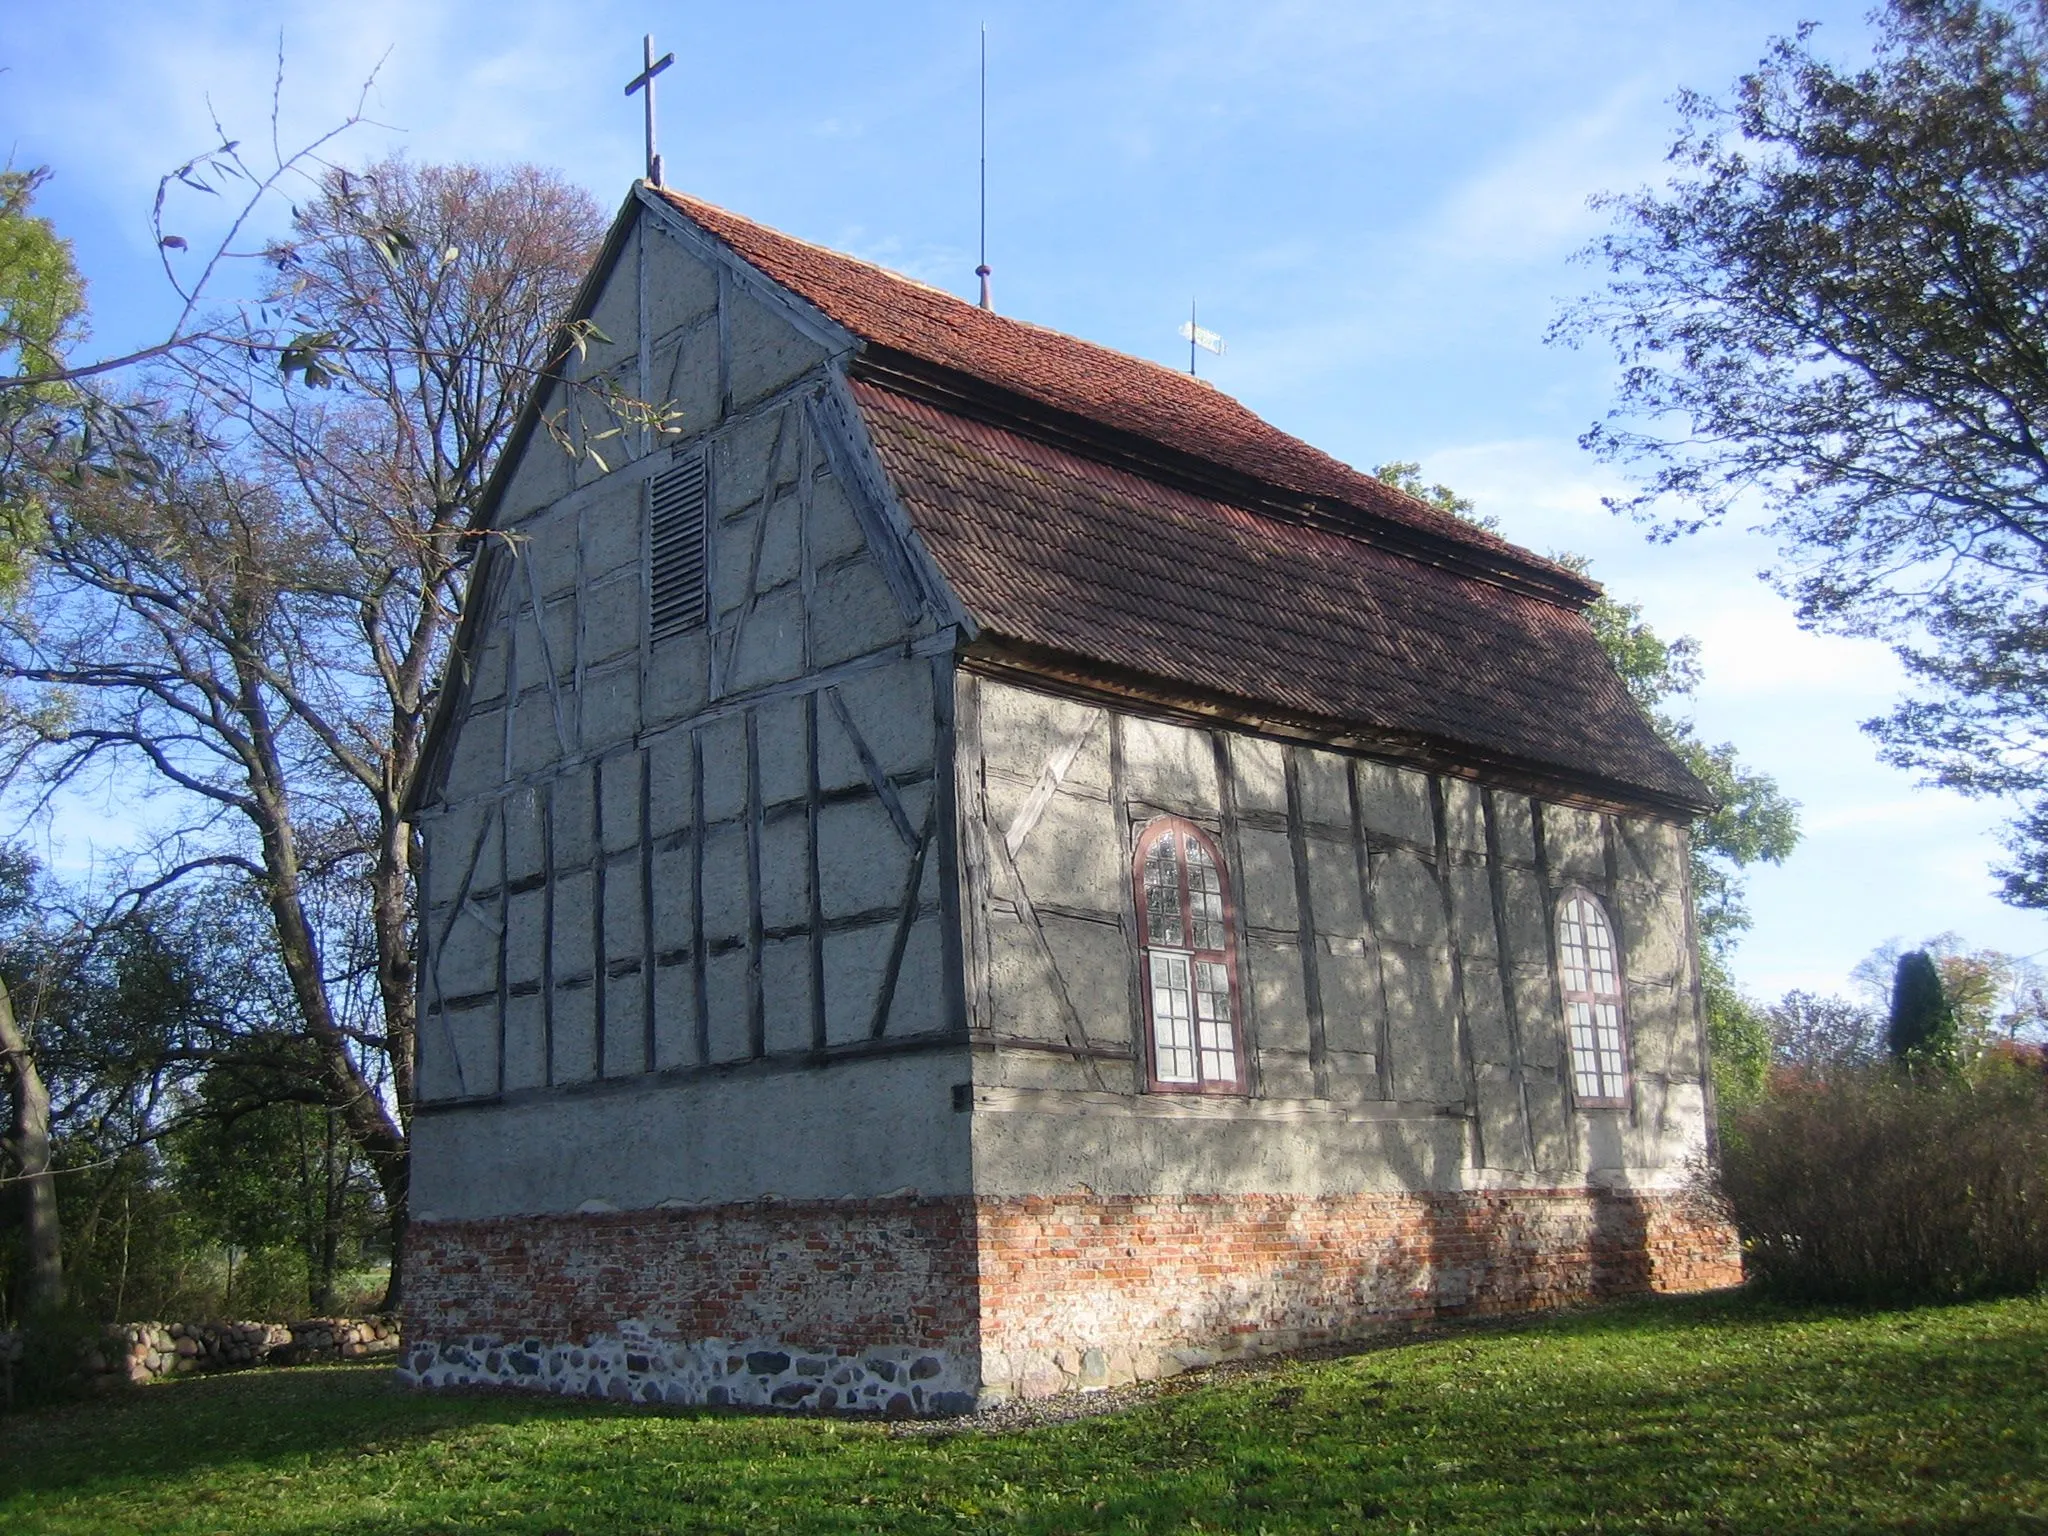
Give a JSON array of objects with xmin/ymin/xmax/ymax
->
[
  {"xmin": 625, "ymin": 34, "xmax": 676, "ymax": 187},
  {"xmin": 1181, "ymin": 299, "xmax": 1225, "ymax": 377}
]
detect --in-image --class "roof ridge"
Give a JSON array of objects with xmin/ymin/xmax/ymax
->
[
  {"xmin": 648, "ymin": 183, "xmax": 1590, "ymax": 600},
  {"xmin": 655, "ymin": 187, "xmax": 1275, "ymax": 396}
]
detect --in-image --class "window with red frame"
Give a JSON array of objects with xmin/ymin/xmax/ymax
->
[
  {"xmin": 1556, "ymin": 887, "xmax": 1630, "ymax": 1106},
  {"xmin": 1134, "ymin": 817, "xmax": 1242, "ymax": 1091}
]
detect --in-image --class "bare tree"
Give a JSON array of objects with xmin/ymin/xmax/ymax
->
[{"xmin": 6, "ymin": 160, "xmax": 608, "ymax": 1305}]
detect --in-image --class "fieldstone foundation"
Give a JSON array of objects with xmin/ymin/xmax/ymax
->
[
  {"xmin": 402, "ymin": 1187, "xmax": 1737, "ymax": 1413},
  {"xmin": 400, "ymin": 1196, "xmax": 982, "ymax": 1414}
]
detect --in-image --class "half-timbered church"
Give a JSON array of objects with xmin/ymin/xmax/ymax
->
[{"xmin": 400, "ymin": 180, "xmax": 1741, "ymax": 1412}]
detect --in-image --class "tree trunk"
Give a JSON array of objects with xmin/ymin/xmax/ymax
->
[
  {"xmin": 0, "ymin": 977, "xmax": 62, "ymax": 1316},
  {"xmin": 381, "ymin": 1199, "xmax": 407, "ymax": 1316}
]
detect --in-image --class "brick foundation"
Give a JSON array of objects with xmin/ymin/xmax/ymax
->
[
  {"xmin": 402, "ymin": 1188, "xmax": 1738, "ymax": 1412},
  {"xmin": 401, "ymin": 1197, "xmax": 983, "ymax": 1414},
  {"xmin": 973, "ymin": 1189, "xmax": 1741, "ymax": 1399}
]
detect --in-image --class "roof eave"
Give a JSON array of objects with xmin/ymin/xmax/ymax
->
[{"xmin": 958, "ymin": 636, "xmax": 1717, "ymax": 821}]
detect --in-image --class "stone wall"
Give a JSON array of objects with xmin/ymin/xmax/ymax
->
[
  {"xmin": 0, "ymin": 1317, "xmax": 398, "ymax": 1397},
  {"xmin": 401, "ymin": 1198, "xmax": 981, "ymax": 1414}
]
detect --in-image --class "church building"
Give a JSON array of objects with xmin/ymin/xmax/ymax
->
[{"xmin": 399, "ymin": 181, "xmax": 1741, "ymax": 1413}]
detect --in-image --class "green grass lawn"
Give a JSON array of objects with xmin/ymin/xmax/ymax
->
[{"xmin": 4, "ymin": 1292, "xmax": 2047, "ymax": 1534}]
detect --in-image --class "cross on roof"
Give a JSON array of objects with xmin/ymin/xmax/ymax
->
[{"xmin": 625, "ymin": 34, "xmax": 676, "ymax": 188}]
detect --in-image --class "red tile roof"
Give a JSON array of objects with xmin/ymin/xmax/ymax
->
[
  {"xmin": 653, "ymin": 188, "xmax": 1582, "ymax": 589},
  {"xmin": 857, "ymin": 383, "xmax": 1706, "ymax": 809},
  {"xmin": 650, "ymin": 187, "xmax": 1703, "ymax": 809}
]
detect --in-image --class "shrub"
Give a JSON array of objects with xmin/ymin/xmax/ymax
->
[
  {"xmin": 1888, "ymin": 949, "xmax": 1960, "ymax": 1070},
  {"xmin": 1720, "ymin": 1061, "xmax": 2048, "ymax": 1302}
]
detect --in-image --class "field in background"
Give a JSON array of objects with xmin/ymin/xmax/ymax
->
[{"xmin": 3, "ymin": 1292, "xmax": 2045, "ymax": 1534}]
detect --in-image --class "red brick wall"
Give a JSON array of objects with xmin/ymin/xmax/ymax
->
[
  {"xmin": 972, "ymin": 1190, "xmax": 1740, "ymax": 1398},
  {"xmin": 401, "ymin": 1187, "xmax": 1738, "ymax": 1408},
  {"xmin": 408, "ymin": 1196, "xmax": 978, "ymax": 1350}
]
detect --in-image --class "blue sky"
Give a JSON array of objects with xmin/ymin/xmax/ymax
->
[{"xmin": 3, "ymin": 0, "xmax": 2040, "ymax": 999}]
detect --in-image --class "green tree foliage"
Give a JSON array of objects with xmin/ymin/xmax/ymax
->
[
  {"xmin": 1375, "ymin": 465, "xmax": 1801, "ymax": 1104},
  {"xmin": 1889, "ymin": 949, "xmax": 1962, "ymax": 1071},
  {"xmin": 0, "ymin": 168, "xmax": 84, "ymax": 382},
  {"xmin": 1566, "ymin": 0, "xmax": 2048, "ymax": 907},
  {"xmin": 167, "ymin": 1048, "xmax": 384, "ymax": 1315},
  {"xmin": 0, "ymin": 167, "xmax": 85, "ymax": 601},
  {"xmin": 1371, "ymin": 461, "xmax": 1497, "ymax": 531}
]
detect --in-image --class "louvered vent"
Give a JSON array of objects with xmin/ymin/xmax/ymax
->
[{"xmin": 649, "ymin": 451, "xmax": 708, "ymax": 640}]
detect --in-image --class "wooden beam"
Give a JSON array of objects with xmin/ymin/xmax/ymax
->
[
  {"xmin": 746, "ymin": 708, "xmax": 766, "ymax": 1059},
  {"xmin": 1004, "ymin": 708, "xmax": 1100, "ymax": 860},
  {"xmin": 931, "ymin": 648, "xmax": 970, "ymax": 1038},
  {"xmin": 955, "ymin": 673, "xmax": 993, "ymax": 1037},
  {"xmin": 423, "ymin": 808, "xmax": 494, "ymax": 1101},
  {"xmin": 719, "ymin": 405, "xmax": 788, "ymax": 691},
  {"xmin": 1530, "ymin": 804, "xmax": 1574, "ymax": 1115},
  {"xmin": 807, "ymin": 376, "xmax": 971, "ymax": 633},
  {"xmin": 592, "ymin": 757, "xmax": 609, "ymax": 1078},
  {"xmin": 988, "ymin": 816, "xmax": 1106, "ymax": 1090},
  {"xmin": 515, "ymin": 541, "xmax": 573, "ymax": 756},
  {"xmin": 691, "ymin": 727, "xmax": 710, "ymax": 1067},
  {"xmin": 967, "ymin": 1083, "xmax": 1468, "ymax": 1125},
  {"xmin": 1283, "ymin": 748, "xmax": 1330, "ymax": 1100},
  {"xmin": 715, "ymin": 262, "xmax": 733, "ymax": 421},
  {"xmin": 805, "ymin": 691, "xmax": 828, "ymax": 1052},
  {"xmin": 640, "ymin": 748, "xmax": 657, "ymax": 1073},
  {"xmin": 1483, "ymin": 787, "xmax": 1541, "ymax": 1171},
  {"xmin": 495, "ymin": 796, "xmax": 509, "ymax": 1097},
  {"xmin": 1430, "ymin": 774, "xmax": 1484, "ymax": 1169},
  {"xmin": 1211, "ymin": 729, "xmax": 1263, "ymax": 1099},
  {"xmin": 1349, "ymin": 761, "xmax": 1395, "ymax": 1103},
  {"xmin": 541, "ymin": 781, "xmax": 557, "ymax": 1085},
  {"xmin": 824, "ymin": 686, "xmax": 918, "ymax": 847},
  {"xmin": 870, "ymin": 797, "xmax": 937, "ymax": 1040}
]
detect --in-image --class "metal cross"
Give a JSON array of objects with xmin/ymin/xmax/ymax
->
[{"xmin": 625, "ymin": 34, "xmax": 676, "ymax": 187}]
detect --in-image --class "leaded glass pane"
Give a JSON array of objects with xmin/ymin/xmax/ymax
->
[
  {"xmin": 1194, "ymin": 959, "xmax": 1235, "ymax": 1082},
  {"xmin": 1185, "ymin": 836, "xmax": 1226, "ymax": 950},
  {"xmin": 1144, "ymin": 836, "xmax": 1184, "ymax": 946},
  {"xmin": 1149, "ymin": 951, "xmax": 1196, "ymax": 1082},
  {"xmin": 1581, "ymin": 903, "xmax": 1620, "ymax": 994}
]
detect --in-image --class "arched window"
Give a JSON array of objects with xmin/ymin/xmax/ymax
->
[
  {"xmin": 1556, "ymin": 887, "xmax": 1629, "ymax": 1106},
  {"xmin": 1134, "ymin": 817, "xmax": 1242, "ymax": 1092}
]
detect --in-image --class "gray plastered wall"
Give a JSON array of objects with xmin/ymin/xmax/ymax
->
[
  {"xmin": 413, "ymin": 199, "xmax": 966, "ymax": 1217},
  {"xmin": 956, "ymin": 673, "xmax": 1713, "ymax": 1199}
]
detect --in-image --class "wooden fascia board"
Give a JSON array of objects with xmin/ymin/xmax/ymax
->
[
  {"xmin": 957, "ymin": 638, "xmax": 1717, "ymax": 822},
  {"xmin": 812, "ymin": 368, "xmax": 977, "ymax": 639},
  {"xmin": 847, "ymin": 348, "xmax": 1603, "ymax": 613}
]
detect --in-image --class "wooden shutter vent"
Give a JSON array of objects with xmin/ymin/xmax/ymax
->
[{"xmin": 649, "ymin": 451, "xmax": 708, "ymax": 640}]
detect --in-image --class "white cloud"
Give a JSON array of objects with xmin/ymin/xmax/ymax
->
[{"xmin": 1419, "ymin": 82, "xmax": 1667, "ymax": 263}]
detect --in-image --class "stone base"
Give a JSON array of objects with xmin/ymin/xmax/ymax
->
[
  {"xmin": 402, "ymin": 1188, "xmax": 1738, "ymax": 1413},
  {"xmin": 400, "ymin": 1196, "xmax": 981, "ymax": 1414}
]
